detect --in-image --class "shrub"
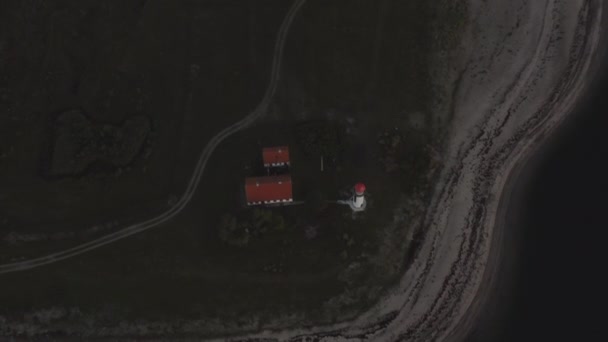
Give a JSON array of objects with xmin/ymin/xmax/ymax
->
[{"xmin": 218, "ymin": 214, "xmax": 249, "ymax": 247}]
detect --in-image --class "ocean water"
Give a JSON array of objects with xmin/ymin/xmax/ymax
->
[{"xmin": 466, "ymin": 67, "xmax": 608, "ymax": 341}]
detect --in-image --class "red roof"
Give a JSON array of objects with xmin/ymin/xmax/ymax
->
[
  {"xmin": 263, "ymin": 146, "xmax": 290, "ymax": 167},
  {"xmin": 245, "ymin": 175, "xmax": 293, "ymax": 205},
  {"xmin": 355, "ymin": 183, "xmax": 366, "ymax": 194}
]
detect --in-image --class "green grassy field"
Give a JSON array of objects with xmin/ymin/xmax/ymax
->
[{"xmin": 0, "ymin": 0, "xmax": 467, "ymax": 337}]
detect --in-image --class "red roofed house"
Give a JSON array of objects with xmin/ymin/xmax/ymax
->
[
  {"xmin": 263, "ymin": 146, "xmax": 290, "ymax": 167},
  {"xmin": 245, "ymin": 175, "xmax": 293, "ymax": 205}
]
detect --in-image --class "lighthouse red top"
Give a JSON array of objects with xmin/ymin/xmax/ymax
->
[{"xmin": 354, "ymin": 182, "xmax": 366, "ymax": 194}]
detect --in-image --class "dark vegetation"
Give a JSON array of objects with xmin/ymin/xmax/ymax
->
[
  {"xmin": 45, "ymin": 109, "xmax": 151, "ymax": 177},
  {"xmin": 0, "ymin": 0, "xmax": 279, "ymax": 232},
  {"xmin": 218, "ymin": 209, "xmax": 287, "ymax": 247},
  {"xmin": 0, "ymin": 0, "xmax": 466, "ymax": 337},
  {"xmin": 295, "ymin": 120, "xmax": 342, "ymax": 159}
]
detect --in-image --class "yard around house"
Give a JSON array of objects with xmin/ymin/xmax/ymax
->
[{"xmin": 0, "ymin": 0, "xmax": 467, "ymax": 337}]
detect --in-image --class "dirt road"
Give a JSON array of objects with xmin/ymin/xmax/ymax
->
[{"xmin": 0, "ymin": 0, "xmax": 308, "ymax": 275}]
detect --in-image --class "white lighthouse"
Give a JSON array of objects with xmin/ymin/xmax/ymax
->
[
  {"xmin": 336, "ymin": 182, "xmax": 368, "ymax": 212},
  {"xmin": 349, "ymin": 182, "xmax": 367, "ymax": 212}
]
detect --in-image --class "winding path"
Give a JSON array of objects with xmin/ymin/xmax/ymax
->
[{"xmin": 0, "ymin": 0, "xmax": 308, "ymax": 275}]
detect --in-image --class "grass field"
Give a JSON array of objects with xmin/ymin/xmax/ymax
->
[
  {"xmin": 0, "ymin": 0, "xmax": 466, "ymax": 337},
  {"xmin": 0, "ymin": 0, "xmax": 286, "ymax": 233}
]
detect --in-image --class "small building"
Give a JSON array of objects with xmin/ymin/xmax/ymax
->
[
  {"xmin": 263, "ymin": 146, "xmax": 290, "ymax": 168},
  {"xmin": 245, "ymin": 175, "xmax": 293, "ymax": 206},
  {"xmin": 352, "ymin": 182, "xmax": 366, "ymax": 210},
  {"xmin": 338, "ymin": 182, "xmax": 367, "ymax": 212}
]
